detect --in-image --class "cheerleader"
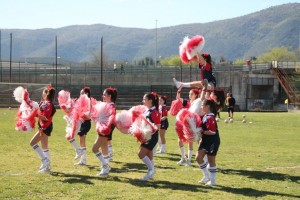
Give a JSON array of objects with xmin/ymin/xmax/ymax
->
[
  {"xmin": 139, "ymin": 92, "xmax": 161, "ymax": 181},
  {"xmin": 69, "ymin": 87, "xmax": 92, "ymax": 166},
  {"xmin": 157, "ymin": 95, "xmax": 169, "ymax": 154},
  {"xmin": 175, "ymin": 87, "xmax": 201, "ymax": 166},
  {"xmin": 210, "ymin": 90, "xmax": 225, "ymax": 119},
  {"xmin": 196, "ymin": 99, "xmax": 220, "ymax": 186},
  {"xmin": 173, "ymin": 53, "xmax": 216, "ymax": 91},
  {"xmin": 92, "ymin": 87, "xmax": 117, "ymax": 177},
  {"xmin": 29, "ymin": 85, "xmax": 56, "ymax": 173}
]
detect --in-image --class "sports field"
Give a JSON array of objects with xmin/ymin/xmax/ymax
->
[{"xmin": 0, "ymin": 108, "xmax": 299, "ymax": 199}]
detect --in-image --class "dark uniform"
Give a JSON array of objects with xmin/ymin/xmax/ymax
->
[
  {"xmin": 198, "ymin": 113, "xmax": 220, "ymax": 156},
  {"xmin": 141, "ymin": 106, "xmax": 160, "ymax": 150}
]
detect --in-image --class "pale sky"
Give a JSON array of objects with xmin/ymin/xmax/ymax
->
[{"xmin": 0, "ymin": 0, "xmax": 299, "ymax": 29}]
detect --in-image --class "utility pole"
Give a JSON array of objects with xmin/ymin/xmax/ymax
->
[
  {"xmin": 9, "ymin": 33, "xmax": 12, "ymax": 83},
  {"xmin": 55, "ymin": 36, "xmax": 58, "ymax": 89},
  {"xmin": 155, "ymin": 19, "xmax": 158, "ymax": 68},
  {"xmin": 100, "ymin": 36, "xmax": 103, "ymax": 94},
  {"xmin": 0, "ymin": 30, "xmax": 2, "ymax": 82}
]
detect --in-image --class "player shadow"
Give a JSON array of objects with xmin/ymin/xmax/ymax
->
[
  {"xmin": 219, "ymin": 168, "xmax": 300, "ymax": 183},
  {"xmin": 154, "ymin": 152, "xmax": 182, "ymax": 162},
  {"xmin": 121, "ymin": 177, "xmax": 300, "ymax": 198},
  {"xmin": 50, "ymin": 171, "xmax": 97, "ymax": 185},
  {"xmin": 48, "ymin": 170, "xmax": 300, "ymax": 198}
]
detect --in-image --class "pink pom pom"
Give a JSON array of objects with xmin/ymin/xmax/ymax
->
[
  {"xmin": 179, "ymin": 36, "xmax": 191, "ymax": 64},
  {"xmin": 129, "ymin": 105, "xmax": 147, "ymax": 121},
  {"xmin": 58, "ymin": 90, "xmax": 74, "ymax": 114},
  {"xmin": 96, "ymin": 123, "xmax": 111, "ymax": 135},
  {"xmin": 23, "ymin": 90, "xmax": 29, "ymax": 102},
  {"xmin": 175, "ymin": 120, "xmax": 189, "ymax": 143},
  {"xmin": 91, "ymin": 102, "xmax": 116, "ymax": 135},
  {"xmin": 15, "ymin": 105, "xmax": 38, "ymax": 132},
  {"xmin": 175, "ymin": 109, "xmax": 201, "ymax": 142},
  {"xmin": 115, "ymin": 110, "xmax": 132, "ymax": 134},
  {"xmin": 182, "ymin": 112, "xmax": 202, "ymax": 142},
  {"xmin": 186, "ymin": 35, "xmax": 205, "ymax": 60},
  {"xmin": 129, "ymin": 115, "xmax": 157, "ymax": 143},
  {"xmin": 176, "ymin": 109, "xmax": 190, "ymax": 122},
  {"xmin": 170, "ymin": 99, "xmax": 183, "ymax": 116}
]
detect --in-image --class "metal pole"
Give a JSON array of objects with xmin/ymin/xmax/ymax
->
[
  {"xmin": 100, "ymin": 36, "xmax": 103, "ymax": 94},
  {"xmin": 155, "ymin": 20, "xmax": 157, "ymax": 68},
  {"xmin": 0, "ymin": 30, "xmax": 2, "ymax": 82},
  {"xmin": 10, "ymin": 33, "xmax": 12, "ymax": 83},
  {"xmin": 84, "ymin": 62, "xmax": 87, "ymax": 85},
  {"xmin": 55, "ymin": 36, "xmax": 58, "ymax": 89}
]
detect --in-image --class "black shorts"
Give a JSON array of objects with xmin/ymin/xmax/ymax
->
[
  {"xmin": 160, "ymin": 119, "xmax": 169, "ymax": 130},
  {"xmin": 78, "ymin": 120, "xmax": 91, "ymax": 136},
  {"xmin": 228, "ymin": 107, "xmax": 234, "ymax": 113},
  {"xmin": 141, "ymin": 131, "xmax": 158, "ymax": 151},
  {"xmin": 198, "ymin": 135, "xmax": 220, "ymax": 156},
  {"xmin": 38, "ymin": 122, "xmax": 53, "ymax": 136},
  {"xmin": 99, "ymin": 124, "xmax": 115, "ymax": 141}
]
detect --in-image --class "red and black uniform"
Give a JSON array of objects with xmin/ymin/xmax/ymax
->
[
  {"xmin": 78, "ymin": 100, "xmax": 91, "ymax": 137},
  {"xmin": 99, "ymin": 102, "xmax": 116, "ymax": 141},
  {"xmin": 159, "ymin": 105, "xmax": 169, "ymax": 130},
  {"xmin": 37, "ymin": 101, "xmax": 56, "ymax": 136},
  {"xmin": 141, "ymin": 106, "xmax": 160, "ymax": 150},
  {"xmin": 198, "ymin": 113, "xmax": 220, "ymax": 156},
  {"xmin": 199, "ymin": 62, "xmax": 216, "ymax": 87}
]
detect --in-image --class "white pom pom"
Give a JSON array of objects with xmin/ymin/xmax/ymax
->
[{"xmin": 13, "ymin": 86, "xmax": 25, "ymax": 103}]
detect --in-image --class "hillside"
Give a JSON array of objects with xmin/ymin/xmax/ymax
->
[{"xmin": 0, "ymin": 3, "xmax": 299, "ymax": 63}]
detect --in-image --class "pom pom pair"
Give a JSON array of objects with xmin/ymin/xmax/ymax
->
[
  {"xmin": 13, "ymin": 86, "xmax": 39, "ymax": 132},
  {"xmin": 179, "ymin": 35, "xmax": 205, "ymax": 64}
]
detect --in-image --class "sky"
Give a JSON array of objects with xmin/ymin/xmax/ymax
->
[{"xmin": 0, "ymin": 0, "xmax": 299, "ymax": 29}]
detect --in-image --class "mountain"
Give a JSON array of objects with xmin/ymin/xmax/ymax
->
[{"xmin": 0, "ymin": 3, "xmax": 299, "ymax": 63}]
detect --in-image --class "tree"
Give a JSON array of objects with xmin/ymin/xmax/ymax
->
[{"xmin": 257, "ymin": 47, "xmax": 297, "ymax": 62}]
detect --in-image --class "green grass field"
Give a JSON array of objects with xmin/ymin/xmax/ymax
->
[{"xmin": 0, "ymin": 108, "xmax": 299, "ymax": 199}]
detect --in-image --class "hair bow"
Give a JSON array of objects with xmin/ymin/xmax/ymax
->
[
  {"xmin": 107, "ymin": 87, "xmax": 116, "ymax": 92},
  {"xmin": 47, "ymin": 85, "xmax": 53, "ymax": 90}
]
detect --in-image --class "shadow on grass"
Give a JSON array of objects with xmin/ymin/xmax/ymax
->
[
  {"xmin": 50, "ymin": 171, "xmax": 96, "ymax": 185},
  {"xmin": 122, "ymin": 177, "xmax": 300, "ymax": 198},
  {"xmin": 154, "ymin": 152, "xmax": 181, "ymax": 162},
  {"xmin": 49, "ymin": 171, "xmax": 300, "ymax": 198},
  {"xmin": 219, "ymin": 168, "xmax": 300, "ymax": 183}
]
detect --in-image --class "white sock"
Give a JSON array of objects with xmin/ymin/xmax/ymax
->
[
  {"xmin": 95, "ymin": 152, "xmax": 107, "ymax": 165},
  {"xmin": 153, "ymin": 146, "xmax": 157, "ymax": 156},
  {"xmin": 188, "ymin": 149, "xmax": 193, "ymax": 160},
  {"xmin": 180, "ymin": 146, "xmax": 185, "ymax": 159},
  {"xmin": 43, "ymin": 149, "xmax": 50, "ymax": 160},
  {"xmin": 81, "ymin": 147, "xmax": 86, "ymax": 160},
  {"xmin": 103, "ymin": 154, "xmax": 110, "ymax": 164},
  {"xmin": 141, "ymin": 156, "xmax": 153, "ymax": 171},
  {"xmin": 151, "ymin": 159, "xmax": 155, "ymax": 170},
  {"xmin": 182, "ymin": 82, "xmax": 191, "ymax": 88},
  {"xmin": 108, "ymin": 144, "xmax": 113, "ymax": 155},
  {"xmin": 208, "ymin": 166, "xmax": 217, "ymax": 181},
  {"xmin": 161, "ymin": 144, "xmax": 166, "ymax": 151},
  {"xmin": 200, "ymin": 161, "xmax": 209, "ymax": 178},
  {"xmin": 69, "ymin": 138, "xmax": 79, "ymax": 151},
  {"xmin": 32, "ymin": 144, "xmax": 46, "ymax": 160},
  {"xmin": 173, "ymin": 78, "xmax": 191, "ymax": 89}
]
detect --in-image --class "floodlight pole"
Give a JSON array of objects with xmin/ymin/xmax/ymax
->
[
  {"xmin": 55, "ymin": 36, "xmax": 58, "ymax": 89},
  {"xmin": 0, "ymin": 30, "xmax": 2, "ymax": 82},
  {"xmin": 155, "ymin": 19, "xmax": 158, "ymax": 68},
  {"xmin": 9, "ymin": 33, "xmax": 12, "ymax": 83},
  {"xmin": 100, "ymin": 36, "xmax": 103, "ymax": 94}
]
